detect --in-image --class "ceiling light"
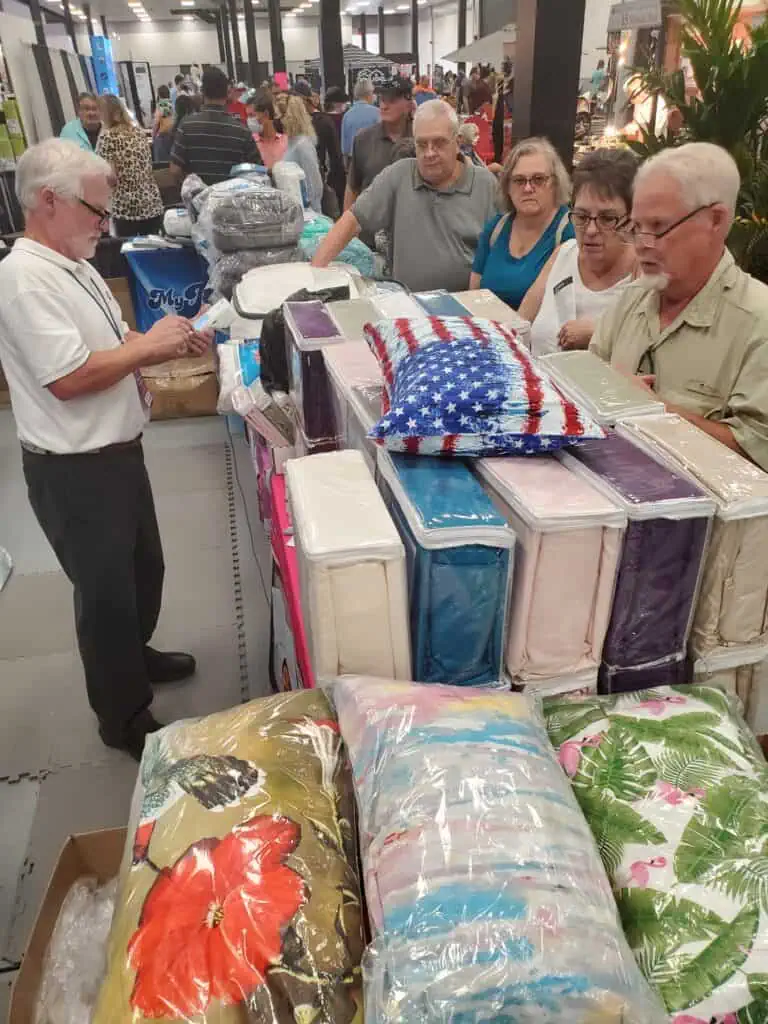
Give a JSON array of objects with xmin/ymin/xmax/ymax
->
[
  {"xmin": 396, "ymin": 4, "xmax": 408, "ymax": 8},
  {"xmin": 183, "ymin": 13, "xmax": 193, "ymax": 18},
  {"xmin": 180, "ymin": 0, "xmax": 195, "ymax": 5}
]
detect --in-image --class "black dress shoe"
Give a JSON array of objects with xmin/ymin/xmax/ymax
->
[
  {"xmin": 99, "ymin": 709, "xmax": 164, "ymax": 762},
  {"xmin": 144, "ymin": 646, "xmax": 197, "ymax": 684}
]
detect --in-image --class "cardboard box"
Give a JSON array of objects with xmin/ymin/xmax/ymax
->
[
  {"xmin": 105, "ymin": 276, "xmax": 137, "ymax": 333},
  {"xmin": 142, "ymin": 352, "xmax": 218, "ymax": 421},
  {"xmin": 8, "ymin": 827, "xmax": 127, "ymax": 1024}
]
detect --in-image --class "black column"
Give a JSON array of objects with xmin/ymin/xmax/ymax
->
[
  {"xmin": 100, "ymin": 14, "xmax": 108, "ymax": 35},
  {"xmin": 29, "ymin": 0, "xmax": 66, "ymax": 131},
  {"xmin": 243, "ymin": 0, "xmax": 259, "ymax": 84},
  {"xmin": 410, "ymin": 0, "xmax": 418, "ymax": 76},
  {"xmin": 215, "ymin": 10, "xmax": 227, "ymax": 63},
  {"xmin": 513, "ymin": 0, "xmax": 586, "ymax": 167},
  {"xmin": 456, "ymin": 0, "xmax": 466, "ymax": 72},
  {"xmin": 220, "ymin": 3, "xmax": 235, "ymax": 78},
  {"xmin": 359, "ymin": 12, "xmax": 366, "ymax": 51},
  {"xmin": 267, "ymin": 0, "xmax": 286, "ymax": 73},
  {"xmin": 83, "ymin": 2, "xmax": 94, "ymax": 35},
  {"xmin": 228, "ymin": 0, "xmax": 243, "ymax": 74},
  {"xmin": 63, "ymin": 0, "xmax": 80, "ymax": 54},
  {"xmin": 320, "ymin": 0, "xmax": 344, "ymax": 90},
  {"xmin": 377, "ymin": 5, "xmax": 385, "ymax": 55}
]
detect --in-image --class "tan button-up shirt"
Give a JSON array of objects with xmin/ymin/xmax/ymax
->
[{"xmin": 590, "ymin": 250, "xmax": 768, "ymax": 470}]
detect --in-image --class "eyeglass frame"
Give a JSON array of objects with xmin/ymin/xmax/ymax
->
[
  {"xmin": 625, "ymin": 202, "xmax": 718, "ymax": 247},
  {"xmin": 509, "ymin": 173, "xmax": 552, "ymax": 190},
  {"xmin": 76, "ymin": 196, "xmax": 112, "ymax": 225},
  {"xmin": 568, "ymin": 208, "xmax": 630, "ymax": 233}
]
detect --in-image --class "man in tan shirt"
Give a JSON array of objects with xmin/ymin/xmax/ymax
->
[{"xmin": 590, "ymin": 142, "xmax": 768, "ymax": 472}]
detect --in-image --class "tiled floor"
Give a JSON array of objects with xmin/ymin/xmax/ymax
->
[{"xmin": 0, "ymin": 410, "xmax": 272, "ymax": 1015}]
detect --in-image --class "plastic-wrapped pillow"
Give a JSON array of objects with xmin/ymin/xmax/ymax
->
[
  {"xmin": 195, "ymin": 178, "xmax": 304, "ymax": 253},
  {"xmin": 209, "ymin": 246, "xmax": 305, "ymax": 299},
  {"xmin": 300, "ymin": 214, "xmax": 376, "ymax": 277},
  {"xmin": 364, "ymin": 316, "xmax": 605, "ymax": 456},
  {"xmin": 94, "ymin": 690, "xmax": 364, "ymax": 1023},
  {"xmin": 333, "ymin": 676, "xmax": 666, "ymax": 1023},
  {"xmin": 543, "ymin": 684, "xmax": 768, "ymax": 1023}
]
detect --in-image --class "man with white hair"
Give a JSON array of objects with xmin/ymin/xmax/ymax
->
[
  {"xmin": 341, "ymin": 76, "xmax": 380, "ymax": 161},
  {"xmin": 313, "ymin": 99, "xmax": 497, "ymax": 292},
  {"xmin": 591, "ymin": 141, "xmax": 768, "ymax": 470},
  {"xmin": 0, "ymin": 139, "xmax": 212, "ymax": 760}
]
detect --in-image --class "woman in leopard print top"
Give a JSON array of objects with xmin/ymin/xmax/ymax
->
[{"xmin": 97, "ymin": 95, "xmax": 164, "ymax": 238}]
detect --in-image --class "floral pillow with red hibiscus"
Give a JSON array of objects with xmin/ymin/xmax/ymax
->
[{"xmin": 94, "ymin": 690, "xmax": 364, "ymax": 1023}]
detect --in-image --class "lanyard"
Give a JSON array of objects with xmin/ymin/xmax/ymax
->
[{"xmin": 24, "ymin": 247, "xmax": 124, "ymax": 341}]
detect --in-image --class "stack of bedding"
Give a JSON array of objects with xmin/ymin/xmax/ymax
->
[
  {"xmin": 286, "ymin": 450, "xmax": 411, "ymax": 683},
  {"xmin": 477, "ymin": 454, "xmax": 625, "ymax": 693},
  {"xmin": 333, "ymin": 677, "xmax": 666, "ymax": 1023},
  {"xmin": 322, "ymin": 324, "xmax": 383, "ymax": 468},
  {"xmin": 284, "ymin": 300, "xmax": 345, "ymax": 453},
  {"xmin": 377, "ymin": 451, "xmax": 514, "ymax": 686},
  {"xmin": 542, "ymin": 350, "xmax": 665, "ymax": 425},
  {"xmin": 563, "ymin": 432, "xmax": 715, "ymax": 692},
  {"xmin": 452, "ymin": 287, "xmax": 532, "ymax": 344}
]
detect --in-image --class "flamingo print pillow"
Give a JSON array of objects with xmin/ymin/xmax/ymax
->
[
  {"xmin": 543, "ymin": 685, "xmax": 768, "ymax": 1024},
  {"xmin": 94, "ymin": 690, "xmax": 364, "ymax": 1023},
  {"xmin": 333, "ymin": 677, "xmax": 666, "ymax": 1023}
]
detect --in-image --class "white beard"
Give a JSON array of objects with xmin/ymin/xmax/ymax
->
[{"xmin": 639, "ymin": 272, "xmax": 671, "ymax": 292}]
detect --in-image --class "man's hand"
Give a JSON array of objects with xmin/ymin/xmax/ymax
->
[
  {"xmin": 142, "ymin": 316, "xmax": 200, "ymax": 365},
  {"xmin": 557, "ymin": 318, "xmax": 594, "ymax": 351},
  {"xmin": 633, "ymin": 373, "xmax": 657, "ymax": 395}
]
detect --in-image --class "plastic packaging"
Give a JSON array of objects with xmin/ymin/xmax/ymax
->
[
  {"xmin": 347, "ymin": 383, "xmax": 383, "ymax": 472},
  {"xmin": 323, "ymin": 338, "xmax": 382, "ymax": 454},
  {"xmin": 272, "ymin": 159, "xmax": 306, "ymax": 208},
  {"xmin": 371, "ymin": 291, "xmax": 425, "ymax": 319},
  {"xmin": 231, "ymin": 379, "xmax": 296, "ymax": 446},
  {"xmin": 36, "ymin": 877, "xmax": 117, "ymax": 1024},
  {"xmin": 162, "ymin": 207, "xmax": 192, "ymax": 239},
  {"xmin": 619, "ymin": 415, "xmax": 768, "ymax": 663},
  {"xmin": 377, "ymin": 450, "xmax": 514, "ymax": 686},
  {"xmin": 562, "ymin": 432, "xmax": 715, "ymax": 689},
  {"xmin": 514, "ymin": 666, "xmax": 599, "ymax": 697},
  {"xmin": 694, "ymin": 658, "xmax": 768, "ymax": 732},
  {"xmin": 325, "ymin": 298, "xmax": 380, "ymax": 341},
  {"xmin": 216, "ymin": 341, "xmax": 260, "ymax": 414},
  {"xmin": 477, "ymin": 455, "xmax": 626, "ymax": 684},
  {"xmin": 333, "ymin": 677, "xmax": 667, "ymax": 1023},
  {"xmin": 284, "ymin": 301, "xmax": 344, "ymax": 446},
  {"xmin": 412, "ymin": 289, "xmax": 471, "ymax": 317},
  {"xmin": 0, "ymin": 545, "xmax": 11, "ymax": 591},
  {"xmin": 285, "ymin": 450, "xmax": 411, "ymax": 682},
  {"xmin": 543, "ymin": 684, "xmax": 768, "ymax": 1022},
  {"xmin": 541, "ymin": 350, "xmax": 665, "ymax": 425},
  {"xmin": 299, "ymin": 214, "xmax": 377, "ymax": 277},
  {"xmin": 208, "ymin": 245, "xmax": 304, "ymax": 299},
  {"xmin": 452, "ymin": 287, "xmax": 532, "ymax": 339},
  {"xmin": 194, "ymin": 177, "xmax": 304, "ymax": 253},
  {"xmin": 233, "ymin": 264, "xmax": 359, "ymax": 320},
  {"xmin": 94, "ymin": 690, "xmax": 364, "ymax": 1023},
  {"xmin": 366, "ymin": 316, "xmax": 605, "ymax": 457}
]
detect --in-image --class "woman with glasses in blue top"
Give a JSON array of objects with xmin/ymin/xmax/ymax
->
[
  {"xmin": 469, "ymin": 137, "xmax": 575, "ymax": 310},
  {"xmin": 521, "ymin": 148, "xmax": 639, "ymax": 356}
]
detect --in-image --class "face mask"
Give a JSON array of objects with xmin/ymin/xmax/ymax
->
[{"xmin": 248, "ymin": 117, "xmax": 261, "ymax": 134}]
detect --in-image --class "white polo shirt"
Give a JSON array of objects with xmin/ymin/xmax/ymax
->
[{"xmin": 0, "ymin": 238, "xmax": 147, "ymax": 454}]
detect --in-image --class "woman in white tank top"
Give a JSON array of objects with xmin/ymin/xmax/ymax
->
[{"xmin": 520, "ymin": 149, "xmax": 639, "ymax": 357}]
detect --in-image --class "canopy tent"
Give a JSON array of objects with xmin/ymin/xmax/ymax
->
[
  {"xmin": 443, "ymin": 25, "xmax": 517, "ymax": 69},
  {"xmin": 303, "ymin": 45, "xmax": 399, "ymax": 74}
]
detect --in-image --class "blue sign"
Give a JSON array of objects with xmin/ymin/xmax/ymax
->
[
  {"xmin": 90, "ymin": 36, "xmax": 120, "ymax": 97},
  {"xmin": 122, "ymin": 246, "xmax": 212, "ymax": 333}
]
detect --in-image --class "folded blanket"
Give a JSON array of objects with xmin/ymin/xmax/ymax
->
[
  {"xmin": 543, "ymin": 684, "xmax": 768, "ymax": 1023},
  {"xmin": 333, "ymin": 677, "xmax": 666, "ymax": 1023},
  {"xmin": 95, "ymin": 690, "xmax": 364, "ymax": 1022}
]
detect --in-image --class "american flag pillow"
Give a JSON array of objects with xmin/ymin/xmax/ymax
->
[{"xmin": 364, "ymin": 316, "xmax": 605, "ymax": 456}]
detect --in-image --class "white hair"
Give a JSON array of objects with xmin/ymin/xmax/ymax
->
[
  {"xmin": 413, "ymin": 98, "xmax": 459, "ymax": 136},
  {"xmin": 636, "ymin": 142, "xmax": 741, "ymax": 218},
  {"xmin": 15, "ymin": 138, "xmax": 112, "ymax": 213},
  {"xmin": 458, "ymin": 121, "xmax": 479, "ymax": 146},
  {"xmin": 354, "ymin": 77, "xmax": 375, "ymax": 101}
]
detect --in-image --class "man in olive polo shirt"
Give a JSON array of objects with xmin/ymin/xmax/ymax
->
[
  {"xmin": 313, "ymin": 99, "xmax": 497, "ymax": 293},
  {"xmin": 344, "ymin": 75, "xmax": 414, "ymax": 212},
  {"xmin": 591, "ymin": 142, "xmax": 768, "ymax": 471}
]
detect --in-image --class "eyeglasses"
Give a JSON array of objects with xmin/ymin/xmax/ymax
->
[
  {"xmin": 77, "ymin": 197, "xmax": 111, "ymax": 225},
  {"xmin": 625, "ymin": 203, "xmax": 717, "ymax": 246},
  {"xmin": 415, "ymin": 136, "xmax": 453, "ymax": 153},
  {"xmin": 510, "ymin": 173, "xmax": 551, "ymax": 190},
  {"xmin": 569, "ymin": 208, "xmax": 629, "ymax": 233}
]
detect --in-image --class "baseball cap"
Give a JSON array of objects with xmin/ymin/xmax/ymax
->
[
  {"xmin": 379, "ymin": 75, "xmax": 412, "ymax": 99},
  {"xmin": 293, "ymin": 79, "xmax": 313, "ymax": 98}
]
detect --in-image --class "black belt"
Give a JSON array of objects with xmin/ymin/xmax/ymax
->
[{"xmin": 20, "ymin": 434, "xmax": 143, "ymax": 457}]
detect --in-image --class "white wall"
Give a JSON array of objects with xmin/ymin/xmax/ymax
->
[{"xmin": 580, "ymin": 0, "xmax": 611, "ymax": 78}]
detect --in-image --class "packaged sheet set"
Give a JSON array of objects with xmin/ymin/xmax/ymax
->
[
  {"xmin": 452, "ymin": 287, "xmax": 532, "ymax": 344},
  {"xmin": 377, "ymin": 451, "xmax": 514, "ymax": 686},
  {"xmin": 323, "ymin": 337, "xmax": 382, "ymax": 451},
  {"xmin": 542, "ymin": 350, "xmax": 665, "ymax": 425},
  {"xmin": 543, "ymin": 685, "xmax": 768, "ymax": 1023},
  {"xmin": 95, "ymin": 690, "xmax": 364, "ymax": 1023},
  {"xmin": 477, "ymin": 455, "xmax": 625, "ymax": 687},
  {"xmin": 619, "ymin": 415, "xmax": 768, "ymax": 667},
  {"xmin": 333, "ymin": 677, "xmax": 666, "ymax": 1023},
  {"xmin": 286, "ymin": 450, "xmax": 411, "ymax": 682},
  {"xmin": 563, "ymin": 432, "xmax": 715, "ymax": 692}
]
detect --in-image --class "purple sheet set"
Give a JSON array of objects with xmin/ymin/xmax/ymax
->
[
  {"xmin": 561, "ymin": 431, "xmax": 715, "ymax": 693},
  {"xmin": 283, "ymin": 299, "xmax": 344, "ymax": 449},
  {"xmin": 477, "ymin": 455, "xmax": 625, "ymax": 695}
]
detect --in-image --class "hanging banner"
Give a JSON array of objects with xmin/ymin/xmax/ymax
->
[
  {"xmin": 3, "ymin": 98, "xmax": 26, "ymax": 158},
  {"xmin": 121, "ymin": 244, "xmax": 212, "ymax": 333},
  {"xmin": 90, "ymin": 35, "xmax": 120, "ymax": 96}
]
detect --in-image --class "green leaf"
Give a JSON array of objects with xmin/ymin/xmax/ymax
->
[
  {"xmin": 658, "ymin": 904, "xmax": 760, "ymax": 1011},
  {"xmin": 748, "ymin": 973, "xmax": 768, "ymax": 1002},
  {"xmin": 542, "ymin": 699, "xmax": 608, "ymax": 748},
  {"xmin": 616, "ymin": 887, "xmax": 725, "ymax": 955},
  {"xmin": 652, "ymin": 748, "xmax": 727, "ymax": 792},
  {"xmin": 671, "ymin": 684, "xmax": 733, "ymax": 716},
  {"xmin": 739, "ymin": 1000, "xmax": 768, "ymax": 1024},
  {"xmin": 575, "ymin": 789, "xmax": 666, "ymax": 876},
  {"xmin": 573, "ymin": 724, "xmax": 657, "ymax": 802},
  {"xmin": 610, "ymin": 712, "xmax": 749, "ymax": 769}
]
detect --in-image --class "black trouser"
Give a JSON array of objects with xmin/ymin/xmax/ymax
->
[
  {"xmin": 22, "ymin": 439, "xmax": 163, "ymax": 732},
  {"xmin": 113, "ymin": 215, "xmax": 163, "ymax": 239}
]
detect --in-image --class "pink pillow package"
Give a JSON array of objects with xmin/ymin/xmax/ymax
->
[{"xmin": 363, "ymin": 316, "xmax": 605, "ymax": 456}]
